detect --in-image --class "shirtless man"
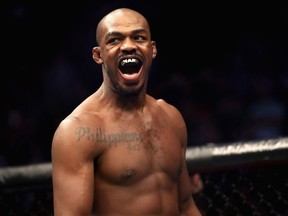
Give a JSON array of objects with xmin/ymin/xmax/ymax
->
[{"xmin": 51, "ymin": 7, "xmax": 202, "ymax": 216}]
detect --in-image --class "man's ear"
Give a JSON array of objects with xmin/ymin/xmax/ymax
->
[
  {"xmin": 92, "ymin": 47, "xmax": 103, "ymax": 64},
  {"xmin": 151, "ymin": 41, "xmax": 157, "ymax": 59}
]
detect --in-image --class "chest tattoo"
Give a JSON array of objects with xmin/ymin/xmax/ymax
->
[{"xmin": 75, "ymin": 127, "xmax": 143, "ymax": 146}]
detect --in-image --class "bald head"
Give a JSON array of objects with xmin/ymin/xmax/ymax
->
[{"xmin": 96, "ymin": 8, "xmax": 151, "ymax": 45}]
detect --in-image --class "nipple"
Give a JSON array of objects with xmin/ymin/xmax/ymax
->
[{"xmin": 122, "ymin": 169, "xmax": 136, "ymax": 179}]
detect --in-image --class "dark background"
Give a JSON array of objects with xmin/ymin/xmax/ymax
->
[{"xmin": 1, "ymin": 0, "xmax": 288, "ymax": 166}]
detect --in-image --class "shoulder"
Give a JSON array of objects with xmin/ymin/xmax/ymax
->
[
  {"xmin": 155, "ymin": 98, "xmax": 184, "ymax": 121},
  {"xmin": 51, "ymin": 106, "xmax": 105, "ymax": 160},
  {"xmin": 152, "ymin": 97, "xmax": 188, "ymax": 147},
  {"xmin": 53, "ymin": 115, "xmax": 84, "ymax": 143},
  {"xmin": 147, "ymin": 95, "xmax": 186, "ymax": 129}
]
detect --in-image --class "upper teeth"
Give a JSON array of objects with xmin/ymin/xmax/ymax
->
[{"xmin": 121, "ymin": 58, "xmax": 137, "ymax": 66}]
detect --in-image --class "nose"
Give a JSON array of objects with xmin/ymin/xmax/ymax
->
[{"xmin": 120, "ymin": 38, "xmax": 137, "ymax": 53}]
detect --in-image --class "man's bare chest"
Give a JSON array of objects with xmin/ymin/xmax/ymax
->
[{"xmin": 91, "ymin": 123, "xmax": 183, "ymax": 184}]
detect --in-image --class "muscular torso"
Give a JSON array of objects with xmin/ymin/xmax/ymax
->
[{"xmin": 75, "ymin": 97, "xmax": 186, "ymax": 215}]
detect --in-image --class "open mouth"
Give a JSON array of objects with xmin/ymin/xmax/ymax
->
[{"xmin": 119, "ymin": 58, "xmax": 142, "ymax": 75}]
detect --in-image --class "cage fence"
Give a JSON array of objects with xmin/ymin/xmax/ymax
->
[{"xmin": 1, "ymin": 137, "xmax": 288, "ymax": 216}]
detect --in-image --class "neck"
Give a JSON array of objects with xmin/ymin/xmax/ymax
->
[{"xmin": 96, "ymin": 84, "xmax": 147, "ymax": 110}]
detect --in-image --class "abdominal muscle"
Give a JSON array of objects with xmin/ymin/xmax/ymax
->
[{"xmin": 93, "ymin": 173, "xmax": 180, "ymax": 216}]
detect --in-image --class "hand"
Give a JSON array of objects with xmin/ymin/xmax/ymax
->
[{"xmin": 190, "ymin": 173, "xmax": 204, "ymax": 194}]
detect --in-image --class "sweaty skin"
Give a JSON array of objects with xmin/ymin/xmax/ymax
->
[{"xmin": 51, "ymin": 8, "xmax": 202, "ymax": 216}]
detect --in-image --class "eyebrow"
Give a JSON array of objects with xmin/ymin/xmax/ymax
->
[{"xmin": 104, "ymin": 28, "xmax": 147, "ymax": 40}]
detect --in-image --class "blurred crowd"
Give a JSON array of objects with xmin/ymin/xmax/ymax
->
[{"xmin": 1, "ymin": 1, "xmax": 288, "ymax": 167}]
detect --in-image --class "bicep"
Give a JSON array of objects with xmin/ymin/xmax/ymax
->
[{"xmin": 51, "ymin": 124, "xmax": 95, "ymax": 216}]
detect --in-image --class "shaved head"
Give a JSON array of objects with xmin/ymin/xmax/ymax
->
[{"xmin": 96, "ymin": 8, "xmax": 151, "ymax": 45}]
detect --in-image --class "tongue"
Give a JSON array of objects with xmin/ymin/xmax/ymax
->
[{"xmin": 121, "ymin": 71, "xmax": 140, "ymax": 82}]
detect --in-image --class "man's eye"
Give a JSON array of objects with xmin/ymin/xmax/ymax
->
[
  {"xmin": 135, "ymin": 36, "xmax": 145, "ymax": 41},
  {"xmin": 108, "ymin": 38, "xmax": 120, "ymax": 44}
]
